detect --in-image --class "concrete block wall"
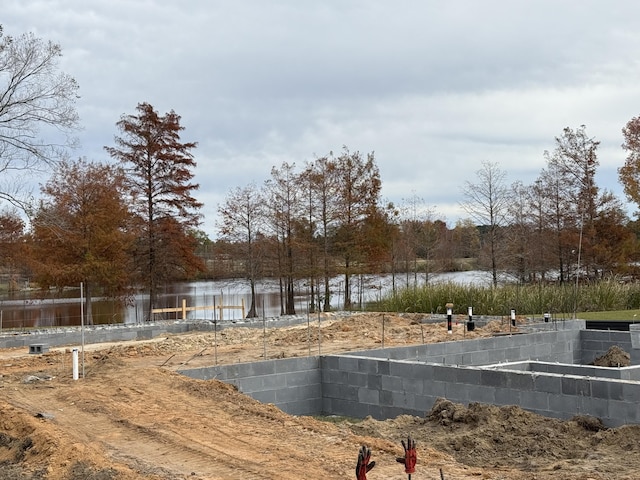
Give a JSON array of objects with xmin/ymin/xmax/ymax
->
[
  {"xmin": 345, "ymin": 321, "xmax": 584, "ymax": 366},
  {"xmin": 499, "ymin": 360, "xmax": 640, "ymax": 381},
  {"xmin": 320, "ymin": 355, "xmax": 640, "ymax": 427},
  {"xmin": 0, "ymin": 321, "xmax": 218, "ymax": 350},
  {"xmin": 580, "ymin": 329, "xmax": 638, "ymax": 365},
  {"xmin": 630, "ymin": 324, "xmax": 640, "ymax": 349},
  {"xmin": 178, "ymin": 356, "xmax": 322, "ymax": 416},
  {"xmin": 0, "ymin": 316, "xmax": 325, "ymax": 351},
  {"xmin": 178, "ymin": 324, "xmax": 640, "ymax": 427}
]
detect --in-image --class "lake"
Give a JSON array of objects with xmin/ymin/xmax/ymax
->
[{"xmin": 0, "ymin": 271, "xmax": 494, "ymax": 329}]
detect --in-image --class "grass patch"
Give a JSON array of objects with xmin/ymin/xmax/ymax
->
[
  {"xmin": 374, "ymin": 277, "xmax": 640, "ymax": 317},
  {"xmin": 576, "ymin": 310, "xmax": 640, "ymax": 321}
]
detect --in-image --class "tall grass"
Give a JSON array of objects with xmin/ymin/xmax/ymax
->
[{"xmin": 374, "ymin": 278, "xmax": 640, "ymax": 317}]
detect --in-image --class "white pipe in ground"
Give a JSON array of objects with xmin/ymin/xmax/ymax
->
[{"xmin": 72, "ymin": 348, "xmax": 79, "ymax": 380}]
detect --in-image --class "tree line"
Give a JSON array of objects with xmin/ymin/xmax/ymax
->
[
  {"xmin": 4, "ymin": 27, "xmax": 640, "ymax": 321},
  {"xmin": 213, "ymin": 124, "xmax": 640, "ymax": 318}
]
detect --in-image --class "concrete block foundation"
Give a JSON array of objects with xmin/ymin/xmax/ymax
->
[
  {"xmin": 4, "ymin": 316, "xmax": 639, "ymax": 427},
  {"xmin": 181, "ymin": 320, "xmax": 640, "ymax": 427}
]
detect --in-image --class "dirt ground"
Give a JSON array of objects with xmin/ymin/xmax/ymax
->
[{"xmin": 1, "ymin": 312, "xmax": 639, "ymax": 480}]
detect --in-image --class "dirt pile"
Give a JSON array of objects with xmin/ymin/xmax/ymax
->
[
  {"xmin": 0, "ymin": 401, "xmax": 144, "ymax": 480},
  {"xmin": 592, "ymin": 345, "xmax": 631, "ymax": 367},
  {"xmin": 351, "ymin": 397, "xmax": 640, "ymax": 478},
  {"xmin": 0, "ymin": 312, "xmax": 639, "ymax": 479}
]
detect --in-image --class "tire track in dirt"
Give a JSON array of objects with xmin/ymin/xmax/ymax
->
[
  {"xmin": 2, "ymin": 365, "xmax": 359, "ymax": 479},
  {"xmin": 3, "ymin": 372, "xmax": 275, "ymax": 478}
]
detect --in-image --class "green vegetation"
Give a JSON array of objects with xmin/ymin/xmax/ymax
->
[
  {"xmin": 575, "ymin": 310, "xmax": 640, "ymax": 321},
  {"xmin": 374, "ymin": 278, "xmax": 640, "ymax": 318}
]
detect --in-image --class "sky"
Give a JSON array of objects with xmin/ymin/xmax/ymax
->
[{"xmin": 5, "ymin": 1, "xmax": 640, "ymax": 238}]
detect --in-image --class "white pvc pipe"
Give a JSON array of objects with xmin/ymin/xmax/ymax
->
[{"xmin": 72, "ymin": 348, "xmax": 79, "ymax": 380}]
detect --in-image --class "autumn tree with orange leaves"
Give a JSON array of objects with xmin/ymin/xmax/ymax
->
[
  {"xmin": 29, "ymin": 158, "xmax": 133, "ymax": 324},
  {"xmin": 619, "ymin": 116, "xmax": 640, "ymax": 213}
]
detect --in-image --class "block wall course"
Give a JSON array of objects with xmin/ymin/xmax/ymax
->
[
  {"xmin": 561, "ymin": 376, "xmax": 592, "ymax": 396},
  {"xmin": 548, "ymin": 394, "xmax": 579, "ymax": 417},
  {"xmin": 276, "ymin": 385, "xmax": 317, "ymax": 404},
  {"xmin": 424, "ymin": 381, "xmax": 447, "ymax": 399},
  {"xmin": 381, "ymin": 374, "xmax": 403, "ymax": 392},
  {"xmin": 347, "ymin": 372, "xmax": 368, "ymax": 388},
  {"xmin": 494, "ymin": 387, "xmax": 520, "ymax": 406},
  {"xmin": 532, "ymin": 374, "xmax": 562, "ymax": 394},
  {"xmin": 580, "ymin": 397, "xmax": 609, "ymax": 419},
  {"xmin": 250, "ymin": 390, "xmax": 276, "ymax": 404},
  {"xmin": 367, "ymin": 374, "xmax": 382, "ymax": 390},
  {"xmin": 469, "ymin": 385, "xmax": 496, "ymax": 404},
  {"xmin": 609, "ymin": 400, "xmax": 640, "ymax": 425},
  {"xmin": 508, "ymin": 372, "xmax": 535, "ymax": 390},
  {"xmin": 401, "ymin": 377, "xmax": 424, "ymax": 395},
  {"xmin": 520, "ymin": 390, "xmax": 549, "ymax": 411},
  {"xmin": 480, "ymin": 369, "xmax": 508, "ymax": 387},
  {"xmin": 358, "ymin": 388, "xmax": 379, "ymax": 405}
]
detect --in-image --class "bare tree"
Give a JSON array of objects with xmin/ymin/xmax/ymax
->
[
  {"xmin": 304, "ymin": 155, "xmax": 340, "ymax": 312},
  {"xmin": 332, "ymin": 148, "xmax": 381, "ymax": 309},
  {"xmin": 536, "ymin": 160, "xmax": 578, "ymax": 283},
  {"xmin": 264, "ymin": 162, "xmax": 303, "ymax": 316},
  {"xmin": 526, "ymin": 178, "xmax": 556, "ymax": 281},
  {"xmin": 398, "ymin": 192, "xmax": 424, "ymax": 287},
  {"xmin": 461, "ymin": 161, "xmax": 510, "ymax": 287},
  {"xmin": 0, "ymin": 26, "xmax": 79, "ymax": 207},
  {"xmin": 217, "ymin": 183, "xmax": 264, "ymax": 318},
  {"xmin": 298, "ymin": 163, "xmax": 325, "ymax": 313},
  {"xmin": 544, "ymin": 125, "xmax": 600, "ymax": 280},
  {"xmin": 398, "ymin": 193, "xmax": 441, "ymax": 286},
  {"xmin": 503, "ymin": 181, "xmax": 533, "ymax": 282}
]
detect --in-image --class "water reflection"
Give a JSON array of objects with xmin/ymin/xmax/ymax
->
[
  {"xmin": 0, "ymin": 272, "xmax": 493, "ymax": 329},
  {"xmin": 0, "ymin": 279, "xmax": 340, "ymax": 329}
]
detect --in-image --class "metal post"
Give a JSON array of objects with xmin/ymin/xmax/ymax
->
[
  {"xmin": 307, "ymin": 285, "xmax": 311, "ymax": 357},
  {"xmin": 80, "ymin": 282, "xmax": 85, "ymax": 379},
  {"xmin": 262, "ymin": 301, "xmax": 266, "ymax": 360},
  {"xmin": 213, "ymin": 297, "xmax": 217, "ymax": 365},
  {"xmin": 317, "ymin": 307, "xmax": 321, "ymax": 355}
]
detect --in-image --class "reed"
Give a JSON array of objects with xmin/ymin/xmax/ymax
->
[{"xmin": 375, "ymin": 278, "xmax": 640, "ymax": 317}]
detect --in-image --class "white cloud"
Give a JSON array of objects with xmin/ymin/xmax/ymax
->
[{"xmin": 4, "ymin": 0, "xmax": 640, "ymax": 236}]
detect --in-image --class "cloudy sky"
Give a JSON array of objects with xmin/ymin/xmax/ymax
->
[{"xmin": 5, "ymin": 1, "xmax": 640, "ymax": 237}]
